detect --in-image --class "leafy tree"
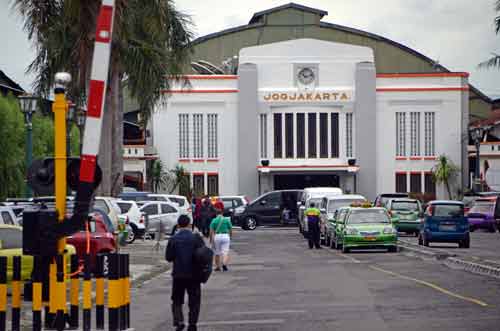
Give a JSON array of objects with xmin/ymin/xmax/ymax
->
[
  {"xmin": 0, "ymin": 94, "xmax": 25, "ymax": 199},
  {"xmin": 432, "ymin": 155, "xmax": 459, "ymax": 199},
  {"xmin": 478, "ymin": 1, "xmax": 500, "ymax": 68},
  {"xmin": 31, "ymin": 113, "xmax": 54, "ymax": 158},
  {"xmin": 14, "ymin": 0, "xmax": 193, "ymax": 196},
  {"xmin": 150, "ymin": 159, "xmax": 169, "ymax": 193}
]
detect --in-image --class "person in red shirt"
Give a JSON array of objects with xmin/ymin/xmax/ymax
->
[{"xmin": 213, "ymin": 198, "xmax": 224, "ymax": 213}]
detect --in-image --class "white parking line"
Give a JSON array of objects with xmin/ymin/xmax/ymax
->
[{"xmin": 198, "ymin": 319, "xmax": 285, "ymax": 326}]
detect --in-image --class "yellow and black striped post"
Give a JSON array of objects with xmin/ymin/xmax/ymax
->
[
  {"xmin": 32, "ymin": 256, "xmax": 43, "ymax": 331},
  {"xmin": 83, "ymin": 254, "xmax": 92, "ymax": 331},
  {"xmin": 95, "ymin": 254, "xmax": 105, "ymax": 329},
  {"xmin": 69, "ymin": 254, "xmax": 80, "ymax": 328},
  {"xmin": 55, "ymin": 255, "xmax": 66, "ymax": 331},
  {"xmin": 0, "ymin": 256, "xmax": 6, "ymax": 331},
  {"xmin": 108, "ymin": 254, "xmax": 120, "ymax": 331},
  {"xmin": 119, "ymin": 254, "xmax": 126, "ymax": 330},
  {"xmin": 124, "ymin": 254, "xmax": 130, "ymax": 329},
  {"xmin": 46, "ymin": 261, "xmax": 57, "ymax": 328},
  {"xmin": 11, "ymin": 256, "xmax": 21, "ymax": 331}
]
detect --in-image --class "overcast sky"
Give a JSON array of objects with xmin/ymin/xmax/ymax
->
[{"xmin": 1, "ymin": 0, "xmax": 499, "ymax": 98}]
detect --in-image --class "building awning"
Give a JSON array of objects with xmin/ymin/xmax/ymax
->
[{"xmin": 257, "ymin": 165, "xmax": 359, "ymax": 173}]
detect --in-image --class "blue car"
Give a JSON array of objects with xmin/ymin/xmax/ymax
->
[{"xmin": 418, "ymin": 200, "xmax": 470, "ymax": 248}]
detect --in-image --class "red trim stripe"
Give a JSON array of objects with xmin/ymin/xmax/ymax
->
[
  {"xmin": 395, "ymin": 157, "xmax": 407, "ymax": 160},
  {"xmin": 410, "ymin": 171, "xmax": 422, "ymax": 175},
  {"xmin": 192, "ymin": 172, "xmax": 204, "ymax": 176},
  {"xmin": 377, "ymin": 72, "xmax": 469, "ymax": 78},
  {"xmin": 178, "ymin": 159, "xmax": 190, "ymax": 163},
  {"xmin": 95, "ymin": 6, "xmax": 113, "ymax": 43},
  {"xmin": 192, "ymin": 159, "xmax": 205, "ymax": 163},
  {"xmin": 207, "ymin": 159, "xmax": 219, "ymax": 162},
  {"xmin": 423, "ymin": 156, "xmax": 437, "ymax": 160},
  {"xmin": 87, "ymin": 80, "xmax": 105, "ymax": 117},
  {"xmin": 207, "ymin": 172, "xmax": 219, "ymax": 176},
  {"xmin": 376, "ymin": 87, "xmax": 468, "ymax": 92},
  {"xmin": 409, "ymin": 156, "xmax": 423, "ymax": 160},
  {"xmin": 162, "ymin": 89, "xmax": 239, "ymax": 94},
  {"xmin": 395, "ymin": 171, "xmax": 407, "ymax": 175}
]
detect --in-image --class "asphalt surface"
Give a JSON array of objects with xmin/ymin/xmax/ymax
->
[
  {"xmin": 131, "ymin": 227, "xmax": 500, "ymax": 330},
  {"xmin": 400, "ymin": 231, "xmax": 500, "ymax": 265}
]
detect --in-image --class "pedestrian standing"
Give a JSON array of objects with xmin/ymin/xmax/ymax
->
[
  {"xmin": 166, "ymin": 215, "xmax": 206, "ymax": 331},
  {"xmin": 200, "ymin": 198, "xmax": 216, "ymax": 237},
  {"xmin": 209, "ymin": 208, "xmax": 233, "ymax": 271},
  {"xmin": 305, "ymin": 202, "xmax": 322, "ymax": 249}
]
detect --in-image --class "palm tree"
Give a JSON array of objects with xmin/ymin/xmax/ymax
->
[
  {"xmin": 478, "ymin": 1, "xmax": 500, "ymax": 68},
  {"xmin": 432, "ymin": 155, "xmax": 459, "ymax": 199},
  {"xmin": 13, "ymin": 0, "xmax": 193, "ymax": 195},
  {"xmin": 150, "ymin": 160, "xmax": 169, "ymax": 193}
]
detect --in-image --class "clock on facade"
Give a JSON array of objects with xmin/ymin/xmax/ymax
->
[{"xmin": 297, "ymin": 67, "xmax": 315, "ymax": 85}]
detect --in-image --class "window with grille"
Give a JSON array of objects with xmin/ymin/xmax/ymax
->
[
  {"xmin": 193, "ymin": 114, "xmax": 203, "ymax": 158},
  {"xmin": 274, "ymin": 113, "xmax": 282, "ymax": 158},
  {"xmin": 320, "ymin": 113, "xmax": 328, "ymax": 158},
  {"xmin": 193, "ymin": 174, "xmax": 205, "ymax": 196},
  {"xmin": 395, "ymin": 173, "xmax": 407, "ymax": 193},
  {"xmin": 285, "ymin": 113, "xmax": 294, "ymax": 158},
  {"xmin": 410, "ymin": 112, "xmax": 420, "ymax": 156},
  {"xmin": 396, "ymin": 112, "xmax": 406, "ymax": 157},
  {"xmin": 208, "ymin": 114, "xmax": 218, "ymax": 158},
  {"xmin": 410, "ymin": 173, "xmax": 422, "ymax": 193},
  {"xmin": 331, "ymin": 113, "xmax": 339, "ymax": 158},
  {"xmin": 424, "ymin": 112, "xmax": 435, "ymax": 156},
  {"xmin": 207, "ymin": 174, "xmax": 219, "ymax": 196},
  {"xmin": 308, "ymin": 113, "xmax": 317, "ymax": 158},
  {"xmin": 346, "ymin": 113, "xmax": 353, "ymax": 158},
  {"xmin": 178, "ymin": 114, "xmax": 189, "ymax": 158},
  {"xmin": 296, "ymin": 113, "xmax": 305, "ymax": 158},
  {"xmin": 259, "ymin": 114, "xmax": 267, "ymax": 158}
]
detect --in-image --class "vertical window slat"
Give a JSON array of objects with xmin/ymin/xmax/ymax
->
[
  {"xmin": 320, "ymin": 113, "xmax": 328, "ymax": 158},
  {"xmin": 274, "ymin": 113, "xmax": 283, "ymax": 158},
  {"xmin": 331, "ymin": 113, "xmax": 339, "ymax": 158},
  {"xmin": 308, "ymin": 113, "xmax": 317, "ymax": 158},
  {"xmin": 346, "ymin": 113, "xmax": 353, "ymax": 158}
]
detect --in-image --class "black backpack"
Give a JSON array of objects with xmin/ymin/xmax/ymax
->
[{"xmin": 193, "ymin": 244, "xmax": 214, "ymax": 283}]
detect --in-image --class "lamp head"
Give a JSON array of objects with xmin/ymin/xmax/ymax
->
[{"xmin": 54, "ymin": 72, "xmax": 71, "ymax": 88}]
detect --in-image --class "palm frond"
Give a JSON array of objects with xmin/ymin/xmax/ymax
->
[
  {"xmin": 496, "ymin": 0, "xmax": 500, "ymax": 33},
  {"xmin": 478, "ymin": 53, "xmax": 500, "ymax": 69}
]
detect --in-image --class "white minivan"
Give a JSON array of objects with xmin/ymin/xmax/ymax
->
[{"xmin": 298, "ymin": 187, "xmax": 343, "ymax": 235}]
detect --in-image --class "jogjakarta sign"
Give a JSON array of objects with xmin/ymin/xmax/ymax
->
[{"xmin": 262, "ymin": 91, "xmax": 352, "ymax": 102}]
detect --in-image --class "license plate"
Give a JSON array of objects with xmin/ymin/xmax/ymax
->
[
  {"xmin": 439, "ymin": 225, "xmax": 456, "ymax": 231},
  {"xmin": 364, "ymin": 236, "xmax": 377, "ymax": 241}
]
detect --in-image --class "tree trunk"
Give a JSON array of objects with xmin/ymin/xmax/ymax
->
[
  {"xmin": 111, "ymin": 73, "xmax": 124, "ymax": 196},
  {"xmin": 445, "ymin": 180, "xmax": 452, "ymax": 200}
]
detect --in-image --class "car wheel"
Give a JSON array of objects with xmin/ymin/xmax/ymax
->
[
  {"xmin": 126, "ymin": 224, "xmax": 137, "ymax": 244},
  {"xmin": 489, "ymin": 224, "xmax": 497, "ymax": 233},
  {"xmin": 342, "ymin": 245, "xmax": 349, "ymax": 253},
  {"xmin": 461, "ymin": 235, "xmax": 470, "ymax": 248},
  {"xmin": 244, "ymin": 217, "xmax": 257, "ymax": 231},
  {"xmin": 469, "ymin": 226, "xmax": 475, "ymax": 232},
  {"xmin": 326, "ymin": 234, "xmax": 331, "ymax": 247}
]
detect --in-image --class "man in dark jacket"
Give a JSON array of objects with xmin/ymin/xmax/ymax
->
[
  {"xmin": 166, "ymin": 215, "xmax": 206, "ymax": 331},
  {"xmin": 199, "ymin": 198, "xmax": 216, "ymax": 237}
]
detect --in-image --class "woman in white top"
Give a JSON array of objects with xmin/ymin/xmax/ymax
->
[{"xmin": 209, "ymin": 208, "xmax": 233, "ymax": 272}]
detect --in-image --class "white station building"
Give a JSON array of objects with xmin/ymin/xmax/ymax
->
[{"xmin": 152, "ymin": 38, "xmax": 469, "ymax": 200}]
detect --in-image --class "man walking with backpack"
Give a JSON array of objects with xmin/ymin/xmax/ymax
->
[{"xmin": 166, "ymin": 215, "xmax": 210, "ymax": 331}]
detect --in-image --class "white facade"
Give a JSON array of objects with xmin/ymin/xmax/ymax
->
[{"xmin": 152, "ymin": 39, "xmax": 468, "ymax": 200}]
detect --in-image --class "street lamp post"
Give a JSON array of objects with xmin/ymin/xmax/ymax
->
[
  {"xmin": 19, "ymin": 94, "xmax": 38, "ymax": 198},
  {"xmin": 470, "ymin": 127, "xmax": 484, "ymax": 192}
]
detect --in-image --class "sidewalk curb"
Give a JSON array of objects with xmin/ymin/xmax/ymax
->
[
  {"xmin": 131, "ymin": 263, "xmax": 170, "ymax": 288},
  {"xmin": 398, "ymin": 240, "xmax": 500, "ymax": 279}
]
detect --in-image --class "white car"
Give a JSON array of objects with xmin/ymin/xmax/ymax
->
[
  {"xmin": 298, "ymin": 187, "xmax": 343, "ymax": 235},
  {"xmin": 147, "ymin": 194, "xmax": 192, "ymax": 219},
  {"xmin": 116, "ymin": 200, "xmax": 146, "ymax": 243},
  {"xmin": 138, "ymin": 201, "xmax": 181, "ymax": 236},
  {"xmin": 0, "ymin": 207, "xmax": 20, "ymax": 226},
  {"xmin": 94, "ymin": 197, "xmax": 122, "ymax": 231}
]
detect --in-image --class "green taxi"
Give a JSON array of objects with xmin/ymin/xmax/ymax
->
[
  {"xmin": 332, "ymin": 206, "xmax": 398, "ymax": 253},
  {"xmin": 386, "ymin": 199, "xmax": 422, "ymax": 236}
]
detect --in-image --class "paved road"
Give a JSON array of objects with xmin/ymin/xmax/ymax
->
[
  {"xmin": 131, "ymin": 227, "xmax": 500, "ymax": 330},
  {"xmin": 400, "ymin": 231, "xmax": 500, "ymax": 265}
]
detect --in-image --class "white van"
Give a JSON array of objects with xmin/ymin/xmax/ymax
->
[{"xmin": 298, "ymin": 187, "xmax": 343, "ymax": 235}]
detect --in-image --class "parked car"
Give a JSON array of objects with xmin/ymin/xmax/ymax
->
[
  {"xmin": 462, "ymin": 194, "xmax": 482, "ymax": 215},
  {"xmin": 94, "ymin": 197, "xmax": 122, "ymax": 230},
  {"xmin": 218, "ymin": 196, "xmax": 249, "ymax": 219},
  {"xmin": 332, "ymin": 206, "xmax": 398, "ymax": 253},
  {"xmin": 233, "ymin": 190, "xmax": 302, "ymax": 230},
  {"xmin": 324, "ymin": 195, "xmax": 367, "ymax": 246},
  {"xmin": 66, "ymin": 212, "xmax": 116, "ymax": 274},
  {"xmin": 373, "ymin": 193, "xmax": 409, "ymax": 208},
  {"xmin": 138, "ymin": 201, "xmax": 181, "ymax": 236},
  {"xmin": 467, "ymin": 197, "xmax": 498, "ymax": 232},
  {"xmin": 0, "ymin": 207, "xmax": 20, "ymax": 226},
  {"xmin": 117, "ymin": 191, "xmax": 151, "ymax": 201},
  {"xmin": 116, "ymin": 200, "xmax": 146, "ymax": 243},
  {"xmin": 418, "ymin": 201, "xmax": 469, "ymax": 248},
  {"xmin": 386, "ymin": 198, "xmax": 423, "ymax": 236},
  {"xmin": 147, "ymin": 194, "xmax": 192, "ymax": 218},
  {"xmin": 0, "ymin": 225, "xmax": 76, "ymax": 282},
  {"xmin": 298, "ymin": 187, "xmax": 343, "ymax": 235}
]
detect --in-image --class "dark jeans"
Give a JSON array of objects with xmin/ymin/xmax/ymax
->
[
  {"xmin": 201, "ymin": 219, "xmax": 210, "ymax": 237},
  {"xmin": 308, "ymin": 221, "xmax": 321, "ymax": 249},
  {"xmin": 171, "ymin": 278, "xmax": 201, "ymax": 327}
]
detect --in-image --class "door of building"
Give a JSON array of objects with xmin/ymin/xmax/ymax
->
[{"xmin": 274, "ymin": 174, "xmax": 340, "ymax": 190}]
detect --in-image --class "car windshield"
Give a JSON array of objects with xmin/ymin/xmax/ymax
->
[
  {"xmin": 433, "ymin": 204, "xmax": 464, "ymax": 217},
  {"xmin": 308, "ymin": 198, "xmax": 323, "ymax": 207},
  {"xmin": 117, "ymin": 202, "xmax": 132, "ymax": 214},
  {"xmin": 328, "ymin": 199, "xmax": 365, "ymax": 213},
  {"xmin": 169, "ymin": 197, "xmax": 185, "ymax": 207},
  {"xmin": 347, "ymin": 209, "xmax": 390, "ymax": 224},
  {"xmin": 391, "ymin": 201, "xmax": 419, "ymax": 211},
  {"xmin": 469, "ymin": 202, "xmax": 494, "ymax": 214}
]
